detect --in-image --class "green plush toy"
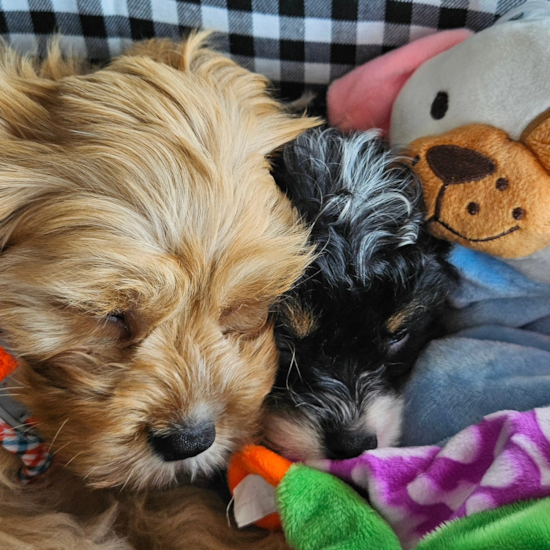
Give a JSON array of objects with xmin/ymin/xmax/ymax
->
[
  {"xmin": 228, "ymin": 446, "xmax": 550, "ymax": 550},
  {"xmin": 418, "ymin": 498, "xmax": 550, "ymax": 550},
  {"xmin": 228, "ymin": 445, "xmax": 400, "ymax": 550}
]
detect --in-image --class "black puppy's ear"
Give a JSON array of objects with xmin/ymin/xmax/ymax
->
[{"xmin": 274, "ymin": 126, "xmax": 342, "ymax": 221}]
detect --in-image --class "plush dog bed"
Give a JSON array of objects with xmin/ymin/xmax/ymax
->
[
  {"xmin": 3, "ymin": 1, "xmax": 545, "ymax": 549},
  {"xmin": 1, "ymin": 0, "xmax": 526, "ymax": 103}
]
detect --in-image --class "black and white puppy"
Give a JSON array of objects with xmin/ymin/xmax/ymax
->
[{"xmin": 265, "ymin": 128, "xmax": 456, "ymax": 462}]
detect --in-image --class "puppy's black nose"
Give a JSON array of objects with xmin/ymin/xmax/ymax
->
[
  {"xmin": 149, "ymin": 422, "xmax": 216, "ymax": 462},
  {"xmin": 324, "ymin": 431, "xmax": 378, "ymax": 460}
]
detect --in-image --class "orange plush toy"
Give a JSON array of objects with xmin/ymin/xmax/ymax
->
[
  {"xmin": 228, "ymin": 445, "xmax": 290, "ymax": 530},
  {"xmin": 227, "ymin": 445, "xmax": 401, "ymax": 550}
]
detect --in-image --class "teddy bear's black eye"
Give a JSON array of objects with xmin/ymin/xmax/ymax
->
[
  {"xmin": 509, "ymin": 12, "xmax": 524, "ymax": 21},
  {"xmin": 430, "ymin": 92, "xmax": 448, "ymax": 120}
]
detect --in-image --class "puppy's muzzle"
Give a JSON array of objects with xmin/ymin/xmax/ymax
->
[
  {"xmin": 149, "ymin": 421, "xmax": 216, "ymax": 461},
  {"xmin": 324, "ymin": 429, "xmax": 377, "ymax": 460}
]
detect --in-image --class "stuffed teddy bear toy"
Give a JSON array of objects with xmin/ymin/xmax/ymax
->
[
  {"xmin": 327, "ymin": 2, "xmax": 550, "ymax": 446},
  {"xmin": 329, "ymin": 2, "xmax": 550, "ymax": 277}
]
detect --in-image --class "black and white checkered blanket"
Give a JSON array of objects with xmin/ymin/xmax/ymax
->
[{"xmin": 0, "ymin": 1, "xmax": 535, "ymax": 98}]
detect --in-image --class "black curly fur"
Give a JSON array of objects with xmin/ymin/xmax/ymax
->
[{"xmin": 266, "ymin": 128, "xmax": 457, "ymax": 461}]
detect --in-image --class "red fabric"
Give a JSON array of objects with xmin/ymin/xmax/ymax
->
[
  {"xmin": 0, "ymin": 345, "xmax": 53, "ymax": 482},
  {"xmin": 327, "ymin": 29, "xmax": 473, "ymax": 136},
  {"xmin": 0, "ymin": 418, "xmax": 53, "ymax": 483},
  {"xmin": 0, "ymin": 345, "xmax": 17, "ymax": 381}
]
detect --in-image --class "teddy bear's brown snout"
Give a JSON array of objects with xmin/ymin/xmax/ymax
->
[
  {"xmin": 426, "ymin": 145, "xmax": 496, "ymax": 185},
  {"xmin": 408, "ymin": 122, "xmax": 550, "ymax": 257}
]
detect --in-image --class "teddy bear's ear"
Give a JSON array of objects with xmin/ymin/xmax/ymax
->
[
  {"xmin": 520, "ymin": 108, "xmax": 550, "ymax": 172},
  {"xmin": 327, "ymin": 29, "xmax": 473, "ymax": 136}
]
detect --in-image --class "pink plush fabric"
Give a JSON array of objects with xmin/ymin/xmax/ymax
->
[{"xmin": 327, "ymin": 29, "xmax": 473, "ymax": 136}]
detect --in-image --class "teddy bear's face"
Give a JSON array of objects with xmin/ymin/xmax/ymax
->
[{"xmin": 409, "ymin": 123, "xmax": 550, "ymax": 258}]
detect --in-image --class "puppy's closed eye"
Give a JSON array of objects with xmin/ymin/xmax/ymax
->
[
  {"xmin": 387, "ymin": 331, "xmax": 410, "ymax": 355},
  {"xmin": 104, "ymin": 312, "xmax": 131, "ymax": 340},
  {"xmin": 220, "ymin": 303, "xmax": 268, "ymax": 338}
]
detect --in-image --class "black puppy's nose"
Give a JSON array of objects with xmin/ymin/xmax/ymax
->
[
  {"xmin": 149, "ymin": 421, "xmax": 216, "ymax": 462},
  {"xmin": 324, "ymin": 431, "xmax": 378, "ymax": 460},
  {"xmin": 426, "ymin": 145, "xmax": 496, "ymax": 185}
]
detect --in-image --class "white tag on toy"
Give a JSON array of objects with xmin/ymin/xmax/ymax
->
[{"xmin": 233, "ymin": 474, "xmax": 278, "ymax": 528}]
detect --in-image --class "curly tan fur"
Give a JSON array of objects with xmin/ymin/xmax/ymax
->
[{"xmin": 0, "ymin": 33, "xmax": 319, "ymax": 548}]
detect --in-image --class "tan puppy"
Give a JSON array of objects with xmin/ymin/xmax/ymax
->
[{"xmin": 0, "ymin": 34, "xmax": 317, "ymax": 548}]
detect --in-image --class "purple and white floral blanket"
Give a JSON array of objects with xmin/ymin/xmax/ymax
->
[{"xmin": 318, "ymin": 407, "xmax": 550, "ymax": 549}]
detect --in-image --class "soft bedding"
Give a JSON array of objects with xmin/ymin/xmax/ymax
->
[{"xmin": 5, "ymin": 2, "xmax": 550, "ymax": 548}]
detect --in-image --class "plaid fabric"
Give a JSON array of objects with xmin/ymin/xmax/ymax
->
[
  {"xmin": 0, "ymin": 344, "xmax": 53, "ymax": 484},
  {"xmin": 0, "ymin": 0, "xmax": 537, "ymax": 99},
  {"xmin": 0, "ymin": 418, "xmax": 53, "ymax": 483}
]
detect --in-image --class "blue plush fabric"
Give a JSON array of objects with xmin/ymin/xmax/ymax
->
[{"xmin": 401, "ymin": 246, "xmax": 550, "ymax": 447}]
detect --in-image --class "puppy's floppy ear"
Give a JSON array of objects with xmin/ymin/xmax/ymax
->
[
  {"xmin": 0, "ymin": 65, "xmax": 51, "ymax": 141},
  {"xmin": 0, "ymin": 39, "xmax": 85, "ymax": 141},
  {"xmin": 0, "ymin": 43, "xmax": 67, "ymax": 243},
  {"xmin": 251, "ymin": 109, "xmax": 322, "ymax": 158},
  {"xmin": 124, "ymin": 32, "xmax": 322, "ymax": 156}
]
